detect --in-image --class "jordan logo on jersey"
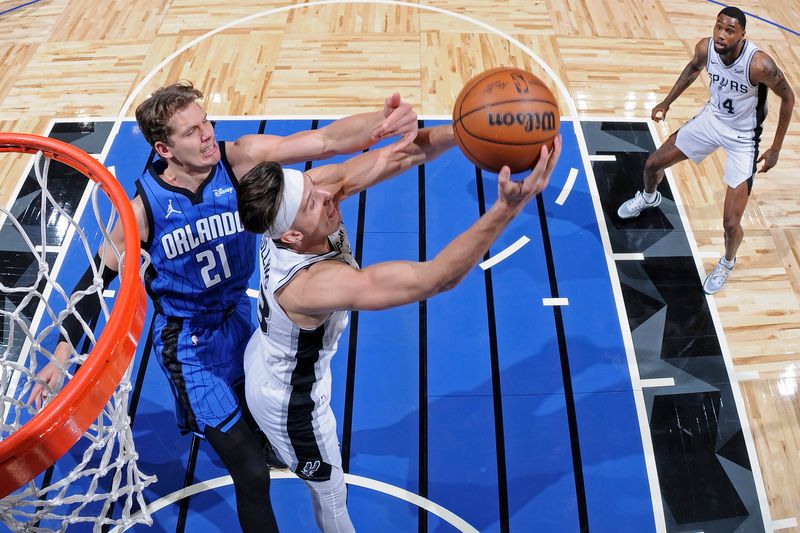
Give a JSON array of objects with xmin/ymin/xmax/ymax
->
[{"xmin": 165, "ymin": 199, "xmax": 182, "ymax": 219}]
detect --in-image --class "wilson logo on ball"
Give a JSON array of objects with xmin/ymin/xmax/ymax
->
[
  {"xmin": 453, "ymin": 66, "xmax": 561, "ymax": 173},
  {"xmin": 486, "ymin": 111, "xmax": 557, "ymax": 132}
]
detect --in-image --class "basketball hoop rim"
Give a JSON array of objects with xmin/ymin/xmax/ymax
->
[{"xmin": 0, "ymin": 133, "xmax": 146, "ymax": 499}]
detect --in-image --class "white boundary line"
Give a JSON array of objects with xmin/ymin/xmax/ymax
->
[
  {"xmin": 645, "ymin": 119, "xmax": 773, "ymax": 531},
  {"xmin": 613, "ymin": 253, "xmax": 645, "ymax": 261},
  {"xmin": 113, "ymin": 472, "xmax": 479, "ymax": 533},
  {"xmin": 639, "ymin": 378, "xmax": 676, "ymax": 389},
  {"xmin": 588, "ymin": 155, "xmax": 617, "ymax": 162},
  {"xmin": 734, "ymin": 371, "xmax": 761, "ymax": 382},
  {"xmin": 772, "ymin": 517, "xmax": 798, "ymax": 530},
  {"xmin": 571, "ymin": 117, "xmax": 666, "ymax": 531},
  {"xmin": 479, "ymin": 236, "xmax": 529, "ymax": 270},
  {"xmin": 554, "ymin": 167, "xmax": 579, "ymax": 206}
]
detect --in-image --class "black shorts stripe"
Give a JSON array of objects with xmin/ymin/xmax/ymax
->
[
  {"xmin": 160, "ymin": 316, "xmax": 199, "ymax": 434},
  {"xmin": 287, "ymin": 324, "xmax": 332, "ymax": 481}
]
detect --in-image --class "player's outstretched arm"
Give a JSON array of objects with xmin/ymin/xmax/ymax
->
[
  {"xmin": 27, "ymin": 196, "xmax": 148, "ymax": 409},
  {"xmin": 280, "ymin": 137, "xmax": 561, "ymax": 319},
  {"xmin": 227, "ymin": 93, "xmax": 417, "ymax": 170},
  {"xmin": 652, "ymin": 39, "xmax": 708, "ymax": 122},
  {"xmin": 309, "ymin": 125, "xmax": 455, "ymax": 202},
  {"xmin": 751, "ymin": 52, "xmax": 795, "ymax": 172}
]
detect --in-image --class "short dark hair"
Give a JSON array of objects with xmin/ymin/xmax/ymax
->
[
  {"xmin": 135, "ymin": 81, "xmax": 204, "ymax": 147},
  {"xmin": 237, "ymin": 161, "xmax": 285, "ymax": 234},
  {"xmin": 718, "ymin": 6, "xmax": 746, "ymax": 29}
]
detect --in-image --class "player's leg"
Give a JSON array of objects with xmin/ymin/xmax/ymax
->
[
  {"xmin": 722, "ymin": 180, "xmax": 749, "ymax": 262},
  {"xmin": 617, "ymin": 132, "xmax": 688, "ymax": 218},
  {"xmin": 702, "ymin": 132, "xmax": 755, "ymax": 295},
  {"xmin": 303, "ymin": 466, "xmax": 355, "ymax": 533},
  {"xmin": 154, "ymin": 302, "xmax": 278, "ymax": 532},
  {"xmin": 204, "ymin": 417, "xmax": 278, "ymax": 533},
  {"xmin": 643, "ymin": 132, "xmax": 688, "ymax": 192},
  {"xmin": 619, "ymin": 108, "xmax": 717, "ymax": 219}
]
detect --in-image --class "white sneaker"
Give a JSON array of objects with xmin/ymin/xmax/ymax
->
[
  {"xmin": 703, "ymin": 258, "xmax": 735, "ymax": 295},
  {"xmin": 617, "ymin": 191, "xmax": 662, "ymax": 219}
]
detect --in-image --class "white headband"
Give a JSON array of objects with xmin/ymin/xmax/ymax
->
[{"xmin": 267, "ymin": 168, "xmax": 305, "ymax": 239}]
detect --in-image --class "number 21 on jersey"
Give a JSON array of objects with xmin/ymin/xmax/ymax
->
[{"xmin": 196, "ymin": 243, "xmax": 232, "ymax": 287}]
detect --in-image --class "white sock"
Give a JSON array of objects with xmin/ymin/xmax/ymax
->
[
  {"xmin": 720, "ymin": 256, "xmax": 735, "ymax": 269},
  {"xmin": 642, "ymin": 191, "xmax": 657, "ymax": 203}
]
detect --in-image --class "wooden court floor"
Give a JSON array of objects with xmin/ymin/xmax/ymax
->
[{"xmin": 1, "ymin": 0, "xmax": 799, "ymax": 530}]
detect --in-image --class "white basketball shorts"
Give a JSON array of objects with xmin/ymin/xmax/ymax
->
[{"xmin": 675, "ymin": 104, "xmax": 759, "ymax": 188}]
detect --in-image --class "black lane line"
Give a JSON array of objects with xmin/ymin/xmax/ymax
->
[
  {"xmin": 475, "ymin": 166, "xmax": 510, "ymax": 533},
  {"xmin": 417, "ymin": 120, "xmax": 429, "ymax": 533},
  {"xmin": 535, "ymin": 193, "xmax": 588, "ymax": 532}
]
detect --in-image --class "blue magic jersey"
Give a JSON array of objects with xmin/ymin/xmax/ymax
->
[{"xmin": 136, "ymin": 142, "xmax": 255, "ymax": 317}]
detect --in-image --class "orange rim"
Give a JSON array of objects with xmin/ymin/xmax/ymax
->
[{"xmin": 0, "ymin": 133, "xmax": 146, "ymax": 498}]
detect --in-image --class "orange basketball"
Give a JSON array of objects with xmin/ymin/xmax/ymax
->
[{"xmin": 452, "ymin": 67, "xmax": 560, "ymax": 173}]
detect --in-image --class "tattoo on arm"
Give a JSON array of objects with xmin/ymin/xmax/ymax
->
[{"xmin": 762, "ymin": 58, "xmax": 792, "ymax": 96}]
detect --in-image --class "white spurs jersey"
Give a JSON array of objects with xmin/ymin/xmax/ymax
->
[
  {"xmin": 253, "ymin": 224, "xmax": 358, "ymax": 391},
  {"xmin": 706, "ymin": 37, "xmax": 768, "ymax": 131}
]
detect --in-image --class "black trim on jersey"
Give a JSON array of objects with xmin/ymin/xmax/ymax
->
[
  {"xmin": 287, "ymin": 324, "xmax": 332, "ymax": 482},
  {"xmin": 143, "ymin": 264, "xmax": 163, "ymax": 315},
  {"xmin": 147, "ymin": 156, "xmax": 217, "ymax": 206},
  {"xmin": 134, "ymin": 179, "xmax": 156, "ymax": 251},
  {"xmin": 535, "ymin": 194, "xmax": 589, "ymax": 532},
  {"xmin": 160, "ymin": 317, "xmax": 199, "ymax": 434},
  {"xmin": 219, "ymin": 141, "xmax": 239, "ymax": 186},
  {"xmin": 476, "ymin": 166, "xmax": 510, "ymax": 532},
  {"xmin": 718, "ymin": 39, "xmax": 748, "ymax": 68},
  {"xmin": 755, "ymin": 84, "xmax": 768, "ymax": 128},
  {"xmin": 274, "ymin": 238, "xmax": 341, "ymax": 289}
]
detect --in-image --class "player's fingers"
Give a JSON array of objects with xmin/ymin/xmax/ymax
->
[
  {"xmin": 385, "ymin": 105, "xmax": 416, "ymax": 131},
  {"xmin": 756, "ymin": 153, "xmax": 765, "ymax": 163},
  {"xmin": 392, "ymin": 131, "xmax": 418, "ymax": 152},
  {"xmin": 27, "ymin": 383, "xmax": 42, "ymax": 406},
  {"xmin": 545, "ymin": 135, "xmax": 562, "ymax": 175},
  {"xmin": 523, "ymin": 145, "xmax": 551, "ymax": 195},
  {"xmin": 384, "ymin": 92, "xmax": 401, "ymax": 111},
  {"xmin": 497, "ymin": 166, "xmax": 511, "ymax": 191},
  {"xmin": 374, "ymin": 105, "xmax": 414, "ymax": 138}
]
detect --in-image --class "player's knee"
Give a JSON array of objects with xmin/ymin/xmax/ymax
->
[
  {"xmin": 722, "ymin": 215, "xmax": 742, "ymax": 236},
  {"xmin": 644, "ymin": 153, "xmax": 665, "ymax": 176},
  {"xmin": 233, "ymin": 457, "xmax": 269, "ymax": 492}
]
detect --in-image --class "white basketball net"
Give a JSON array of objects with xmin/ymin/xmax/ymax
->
[{"xmin": 0, "ymin": 151, "xmax": 155, "ymax": 531}]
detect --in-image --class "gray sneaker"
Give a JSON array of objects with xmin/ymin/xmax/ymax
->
[
  {"xmin": 703, "ymin": 258, "xmax": 735, "ymax": 295},
  {"xmin": 617, "ymin": 191, "xmax": 662, "ymax": 219}
]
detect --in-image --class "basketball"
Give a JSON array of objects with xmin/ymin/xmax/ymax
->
[{"xmin": 452, "ymin": 67, "xmax": 560, "ymax": 173}]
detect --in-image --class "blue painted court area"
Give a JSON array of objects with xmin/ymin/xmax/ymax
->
[{"xmin": 38, "ymin": 118, "xmax": 656, "ymax": 532}]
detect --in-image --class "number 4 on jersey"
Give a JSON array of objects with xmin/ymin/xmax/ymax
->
[{"xmin": 722, "ymin": 98, "xmax": 734, "ymax": 115}]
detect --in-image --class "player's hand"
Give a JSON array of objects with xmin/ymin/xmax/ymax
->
[
  {"xmin": 757, "ymin": 147, "xmax": 780, "ymax": 173},
  {"xmin": 497, "ymin": 135, "xmax": 562, "ymax": 211},
  {"xmin": 27, "ymin": 342, "xmax": 70, "ymax": 410},
  {"xmin": 651, "ymin": 101, "xmax": 670, "ymax": 122},
  {"xmin": 372, "ymin": 93, "xmax": 418, "ymax": 152}
]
